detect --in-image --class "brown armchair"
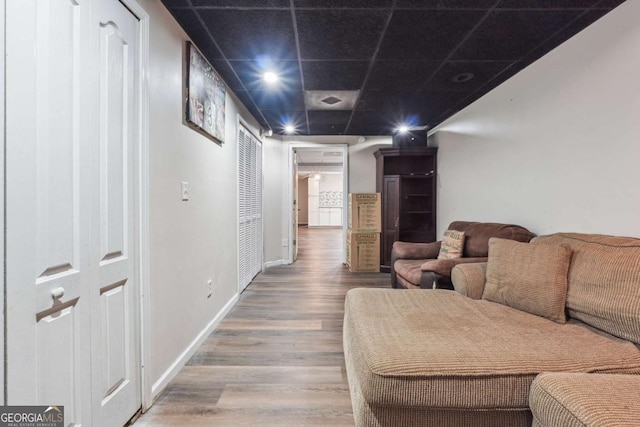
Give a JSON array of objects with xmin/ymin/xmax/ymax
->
[{"xmin": 391, "ymin": 221, "xmax": 534, "ymax": 289}]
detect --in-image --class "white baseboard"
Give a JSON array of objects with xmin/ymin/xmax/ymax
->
[
  {"xmin": 150, "ymin": 293, "xmax": 239, "ymax": 399},
  {"xmin": 263, "ymin": 259, "xmax": 285, "ymax": 269}
]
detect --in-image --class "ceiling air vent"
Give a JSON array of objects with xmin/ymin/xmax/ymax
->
[
  {"xmin": 305, "ymin": 90, "xmax": 360, "ymax": 110},
  {"xmin": 321, "ymin": 96, "xmax": 342, "ymax": 105}
]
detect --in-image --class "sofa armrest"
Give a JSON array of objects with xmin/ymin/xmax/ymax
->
[
  {"xmin": 530, "ymin": 373, "xmax": 640, "ymax": 427},
  {"xmin": 451, "ymin": 262, "xmax": 487, "ymax": 300},
  {"xmin": 391, "ymin": 240, "xmax": 441, "ymax": 260}
]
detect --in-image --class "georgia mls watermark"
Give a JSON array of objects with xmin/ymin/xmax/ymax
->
[{"xmin": 0, "ymin": 406, "xmax": 64, "ymax": 427}]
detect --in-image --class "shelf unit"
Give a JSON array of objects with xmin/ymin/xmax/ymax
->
[{"xmin": 375, "ymin": 148, "xmax": 437, "ymax": 272}]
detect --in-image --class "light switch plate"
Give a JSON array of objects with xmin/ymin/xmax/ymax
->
[{"xmin": 181, "ymin": 181, "xmax": 189, "ymax": 201}]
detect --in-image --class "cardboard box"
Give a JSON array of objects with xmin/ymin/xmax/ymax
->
[
  {"xmin": 346, "ymin": 230, "xmax": 380, "ymax": 273},
  {"xmin": 348, "ymin": 193, "xmax": 382, "ymax": 232}
]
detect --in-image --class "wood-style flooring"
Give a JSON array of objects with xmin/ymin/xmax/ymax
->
[{"xmin": 134, "ymin": 226, "xmax": 389, "ymax": 426}]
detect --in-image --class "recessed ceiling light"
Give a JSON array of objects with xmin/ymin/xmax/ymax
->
[
  {"xmin": 397, "ymin": 125, "xmax": 409, "ymax": 133},
  {"xmin": 451, "ymin": 72, "xmax": 474, "ymax": 83},
  {"xmin": 284, "ymin": 124, "xmax": 295, "ymax": 134},
  {"xmin": 263, "ymin": 71, "xmax": 279, "ymax": 84}
]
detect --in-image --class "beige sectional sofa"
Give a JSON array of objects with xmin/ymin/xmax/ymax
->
[
  {"xmin": 529, "ymin": 372, "xmax": 640, "ymax": 426},
  {"xmin": 343, "ymin": 233, "xmax": 640, "ymax": 426}
]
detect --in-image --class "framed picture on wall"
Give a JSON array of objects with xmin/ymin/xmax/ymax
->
[{"xmin": 185, "ymin": 41, "xmax": 226, "ymax": 144}]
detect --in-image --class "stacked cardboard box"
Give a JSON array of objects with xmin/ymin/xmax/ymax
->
[{"xmin": 346, "ymin": 193, "xmax": 381, "ymax": 272}]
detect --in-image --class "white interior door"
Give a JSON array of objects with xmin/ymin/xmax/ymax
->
[
  {"xmin": 238, "ymin": 125, "xmax": 263, "ymax": 291},
  {"xmin": 6, "ymin": 0, "xmax": 142, "ymax": 425},
  {"xmin": 6, "ymin": 1, "xmax": 94, "ymax": 423},
  {"xmin": 91, "ymin": 0, "xmax": 142, "ymax": 425}
]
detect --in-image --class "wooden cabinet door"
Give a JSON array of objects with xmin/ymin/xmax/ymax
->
[{"xmin": 381, "ymin": 176, "xmax": 400, "ymax": 269}]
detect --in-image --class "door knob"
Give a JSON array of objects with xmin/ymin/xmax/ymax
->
[{"xmin": 51, "ymin": 287, "xmax": 65, "ymax": 299}]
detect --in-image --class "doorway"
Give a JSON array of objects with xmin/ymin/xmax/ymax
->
[{"xmin": 288, "ymin": 145, "xmax": 349, "ymax": 263}]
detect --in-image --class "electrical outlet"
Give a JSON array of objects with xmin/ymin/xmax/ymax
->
[
  {"xmin": 207, "ymin": 279, "xmax": 213, "ymax": 298},
  {"xmin": 282, "ymin": 239, "xmax": 288, "ymax": 247}
]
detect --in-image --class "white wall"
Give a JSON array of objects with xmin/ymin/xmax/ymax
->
[
  {"xmin": 262, "ymin": 136, "xmax": 286, "ymax": 264},
  {"xmin": 142, "ymin": 0, "xmax": 261, "ymax": 399},
  {"xmin": 431, "ymin": 1, "xmax": 640, "ymax": 238},
  {"xmin": 348, "ymin": 136, "xmax": 392, "ymax": 193}
]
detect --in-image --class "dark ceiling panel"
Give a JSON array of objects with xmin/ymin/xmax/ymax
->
[
  {"xmin": 596, "ymin": 0, "xmax": 627, "ymax": 7},
  {"xmin": 524, "ymin": 8, "xmax": 615, "ymax": 61},
  {"xmin": 192, "ymin": 0, "xmax": 290, "ymax": 7},
  {"xmin": 307, "ymin": 110, "xmax": 352, "ymax": 125},
  {"xmin": 171, "ymin": 8, "xmax": 224, "ymax": 61},
  {"xmin": 232, "ymin": 90, "xmax": 266, "ymax": 124},
  {"xmin": 229, "ymin": 60, "xmax": 302, "ymax": 92},
  {"xmin": 260, "ymin": 109, "xmax": 307, "ymax": 130},
  {"xmin": 161, "ymin": 0, "xmax": 627, "ymax": 135},
  {"xmin": 377, "ymin": 10, "xmax": 486, "ymax": 61},
  {"xmin": 423, "ymin": 61, "xmax": 512, "ymax": 92},
  {"xmin": 437, "ymin": 60, "xmax": 529, "ymax": 120},
  {"xmin": 497, "ymin": 0, "xmax": 599, "ymax": 8},
  {"xmin": 347, "ymin": 123, "xmax": 390, "ymax": 135},
  {"xmin": 355, "ymin": 91, "xmax": 463, "ymax": 126},
  {"xmin": 296, "ymin": 9, "xmax": 389, "ymax": 60},
  {"xmin": 395, "ymin": 0, "xmax": 497, "ymax": 9},
  {"xmin": 199, "ymin": 9, "xmax": 297, "ymax": 60},
  {"xmin": 348, "ymin": 110, "xmax": 401, "ymax": 134},
  {"xmin": 246, "ymin": 89, "xmax": 306, "ymax": 111},
  {"xmin": 161, "ymin": 0, "xmax": 192, "ymax": 8},
  {"xmin": 209, "ymin": 60, "xmax": 245, "ymax": 92},
  {"xmin": 302, "ymin": 61, "xmax": 369, "ymax": 90},
  {"xmin": 366, "ymin": 61, "xmax": 441, "ymax": 92},
  {"xmin": 308, "ymin": 123, "xmax": 347, "ymax": 134},
  {"xmin": 294, "ymin": 0, "xmax": 393, "ymax": 8},
  {"xmin": 454, "ymin": 10, "xmax": 581, "ymax": 60}
]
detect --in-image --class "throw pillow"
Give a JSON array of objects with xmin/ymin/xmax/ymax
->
[
  {"xmin": 437, "ymin": 229, "xmax": 466, "ymax": 260},
  {"xmin": 482, "ymin": 238, "xmax": 572, "ymax": 324}
]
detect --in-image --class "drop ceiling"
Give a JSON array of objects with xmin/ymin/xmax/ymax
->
[
  {"xmin": 162, "ymin": 0, "xmax": 625, "ymax": 136},
  {"xmin": 296, "ymin": 148, "xmax": 344, "ymax": 175}
]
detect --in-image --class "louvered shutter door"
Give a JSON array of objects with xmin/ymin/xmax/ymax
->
[
  {"xmin": 238, "ymin": 125, "xmax": 263, "ymax": 291},
  {"xmin": 238, "ymin": 127, "xmax": 248, "ymax": 289}
]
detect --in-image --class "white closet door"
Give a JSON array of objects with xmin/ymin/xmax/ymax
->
[
  {"xmin": 6, "ymin": 0, "xmax": 142, "ymax": 425},
  {"xmin": 6, "ymin": 2, "xmax": 93, "ymax": 423},
  {"xmin": 238, "ymin": 127, "xmax": 248, "ymax": 290},
  {"xmin": 238, "ymin": 125, "xmax": 263, "ymax": 291}
]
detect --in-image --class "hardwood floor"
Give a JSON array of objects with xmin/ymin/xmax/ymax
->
[{"xmin": 134, "ymin": 226, "xmax": 389, "ymax": 426}]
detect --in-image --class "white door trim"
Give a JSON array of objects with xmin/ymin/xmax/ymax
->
[
  {"xmin": 286, "ymin": 143, "xmax": 349, "ymax": 264},
  {"xmin": 116, "ymin": 0, "xmax": 151, "ymax": 412}
]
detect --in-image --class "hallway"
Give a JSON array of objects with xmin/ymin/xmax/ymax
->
[{"xmin": 135, "ymin": 227, "xmax": 389, "ymax": 426}]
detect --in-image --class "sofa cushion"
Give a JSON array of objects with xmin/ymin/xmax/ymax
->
[
  {"xmin": 449, "ymin": 221, "xmax": 535, "ymax": 257},
  {"xmin": 395, "ymin": 258, "xmax": 488, "ymax": 284},
  {"xmin": 437, "ymin": 229, "xmax": 465, "ymax": 259},
  {"xmin": 394, "ymin": 259, "xmax": 425, "ymax": 285},
  {"xmin": 530, "ymin": 373, "xmax": 640, "ymax": 427},
  {"xmin": 421, "ymin": 257, "xmax": 488, "ymax": 276},
  {"xmin": 343, "ymin": 289, "xmax": 640, "ymax": 411},
  {"xmin": 483, "ymin": 238, "xmax": 572, "ymax": 323},
  {"xmin": 531, "ymin": 233, "xmax": 640, "ymax": 345}
]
